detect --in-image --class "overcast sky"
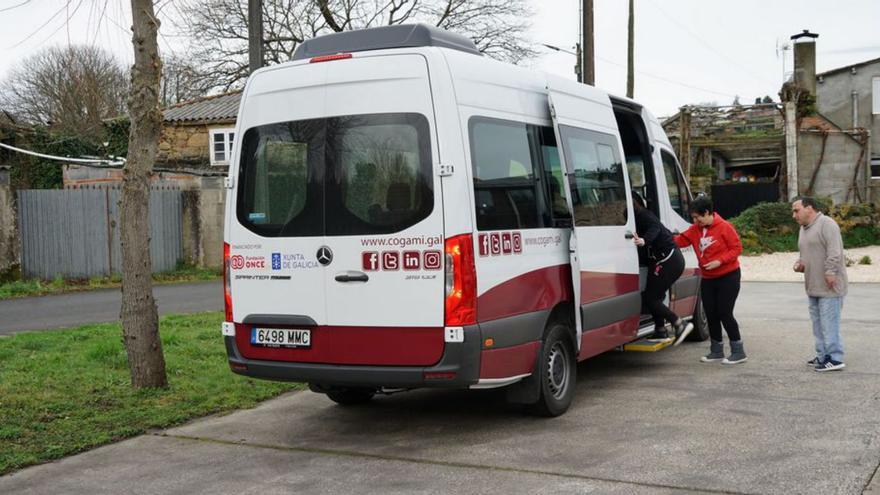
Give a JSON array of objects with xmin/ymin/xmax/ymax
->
[{"xmin": 1, "ymin": 0, "xmax": 879, "ymax": 117}]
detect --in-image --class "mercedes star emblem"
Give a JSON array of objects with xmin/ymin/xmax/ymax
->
[{"xmin": 316, "ymin": 246, "xmax": 333, "ymax": 266}]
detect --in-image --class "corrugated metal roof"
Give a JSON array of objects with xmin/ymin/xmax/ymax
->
[{"xmin": 163, "ymin": 91, "xmax": 242, "ymax": 124}]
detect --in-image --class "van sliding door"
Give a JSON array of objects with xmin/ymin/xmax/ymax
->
[{"xmin": 547, "ymin": 81, "xmax": 641, "ymax": 358}]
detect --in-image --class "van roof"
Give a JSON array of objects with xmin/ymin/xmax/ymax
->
[{"xmin": 291, "ymin": 23, "xmax": 483, "ymax": 61}]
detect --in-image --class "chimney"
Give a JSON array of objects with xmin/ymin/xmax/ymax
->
[{"xmin": 791, "ymin": 30, "xmax": 818, "ymax": 98}]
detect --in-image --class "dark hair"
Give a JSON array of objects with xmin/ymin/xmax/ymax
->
[
  {"xmin": 794, "ymin": 196, "xmax": 819, "ymax": 211},
  {"xmin": 689, "ymin": 196, "xmax": 713, "ymax": 216}
]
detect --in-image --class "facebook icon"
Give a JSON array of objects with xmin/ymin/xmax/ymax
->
[{"xmin": 271, "ymin": 252, "xmax": 281, "ymax": 270}]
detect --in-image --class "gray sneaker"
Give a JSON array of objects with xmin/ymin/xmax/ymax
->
[
  {"xmin": 700, "ymin": 340, "xmax": 724, "ymax": 363},
  {"xmin": 722, "ymin": 340, "xmax": 748, "ymax": 365}
]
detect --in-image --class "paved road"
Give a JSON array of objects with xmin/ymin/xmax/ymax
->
[
  {"xmin": 2, "ymin": 282, "xmax": 880, "ymax": 494},
  {"xmin": 0, "ymin": 281, "xmax": 222, "ymax": 335}
]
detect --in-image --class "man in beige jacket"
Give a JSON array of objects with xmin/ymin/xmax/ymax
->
[{"xmin": 792, "ymin": 197, "xmax": 847, "ymax": 372}]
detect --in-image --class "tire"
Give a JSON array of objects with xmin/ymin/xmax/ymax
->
[
  {"xmin": 527, "ymin": 323, "xmax": 577, "ymax": 417},
  {"xmin": 688, "ymin": 297, "xmax": 710, "ymax": 342},
  {"xmin": 326, "ymin": 387, "xmax": 376, "ymax": 406}
]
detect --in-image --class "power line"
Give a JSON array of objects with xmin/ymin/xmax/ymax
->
[
  {"xmin": 0, "ymin": 0, "xmax": 32, "ymax": 13},
  {"xmin": 643, "ymin": 0, "xmax": 777, "ymax": 87},
  {"xmin": 595, "ymin": 54, "xmax": 738, "ymax": 99},
  {"xmin": 0, "ymin": 141, "xmax": 125, "ymax": 166}
]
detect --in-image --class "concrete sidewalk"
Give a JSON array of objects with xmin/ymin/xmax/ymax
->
[
  {"xmin": 2, "ymin": 282, "xmax": 879, "ymax": 494},
  {"xmin": 0, "ymin": 281, "xmax": 222, "ymax": 335}
]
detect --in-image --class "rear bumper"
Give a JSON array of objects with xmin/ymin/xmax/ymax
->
[{"xmin": 224, "ymin": 325, "xmax": 481, "ymax": 389}]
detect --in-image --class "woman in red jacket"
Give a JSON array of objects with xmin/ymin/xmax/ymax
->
[{"xmin": 675, "ymin": 196, "xmax": 748, "ymax": 364}]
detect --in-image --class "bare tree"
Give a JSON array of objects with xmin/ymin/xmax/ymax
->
[
  {"xmin": 175, "ymin": 0, "xmax": 536, "ymax": 91},
  {"xmin": 121, "ymin": 0, "xmax": 168, "ymax": 388},
  {"xmin": 161, "ymin": 55, "xmax": 213, "ymax": 106},
  {"xmin": 0, "ymin": 45, "xmax": 128, "ymax": 142}
]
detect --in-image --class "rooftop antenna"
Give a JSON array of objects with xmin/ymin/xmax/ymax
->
[{"xmin": 776, "ymin": 38, "xmax": 792, "ymax": 83}]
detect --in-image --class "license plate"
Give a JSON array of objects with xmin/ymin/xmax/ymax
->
[{"xmin": 250, "ymin": 328, "xmax": 311, "ymax": 348}]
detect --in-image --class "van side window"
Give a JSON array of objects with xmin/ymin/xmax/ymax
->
[
  {"xmin": 469, "ymin": 118, "xmax": 542, "ymax": 230},
  {"xmin": 660, "ymin": 150, "xmax": 691, "ymax": 217},
  {"xmin": 540, "ymin": 126, "xmax": 570, "ymax": 220},
  {"xmin": 558, "ymin": 125, "xmax": 628, "ymax": 226}
]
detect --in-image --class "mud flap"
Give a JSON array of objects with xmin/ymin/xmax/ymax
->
[{"xmin": 504, "ymin": 342, "xmax": 543, "ymax": 404}]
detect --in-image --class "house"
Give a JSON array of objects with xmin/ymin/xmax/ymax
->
[
  {"xmin": 815, "ymin": 56, "xmax": 880, "ymax": 195},
  {"xmin": 786, "ymin": 30, "xmax": 875, "ymax": 204},
  {"xmin": 158, "ymin": 91, "xmax": 242, "ymax": 170},
  {"xmin": 62, "ymin": 91, "xmax": 241, "ymax": 188}
]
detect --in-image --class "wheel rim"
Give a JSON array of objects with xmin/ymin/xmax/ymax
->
[{"xmin": 546, "ymin": 341, "xmax": 569, "ymax": 400}]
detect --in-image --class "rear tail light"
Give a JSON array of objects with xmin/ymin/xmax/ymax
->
[
  {"xmin": 444, "ymin": 234, "xmax": 476, "ymax": 326},
  {"xmin": 224, "ymin": 242, "xmax": 233, "ymax": 322}
]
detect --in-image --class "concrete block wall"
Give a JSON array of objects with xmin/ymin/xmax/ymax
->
[
  {"xmin": 198, "ymin": 177, "xmax": 225, "ymax": 270},
  {"xmin": 797, "ymin": 131, "xmax": 868, "ymax": 204},
  {"xmin": 179, "ymin": 177, "xmax": 226, "ymax": 271},
  {"xmin": 0, "ymin": 169, "xmax": 20, "ymax": 280}
]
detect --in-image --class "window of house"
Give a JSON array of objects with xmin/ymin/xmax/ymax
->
[
  {"xmin": 210, "ymin": 128, "xmax": 235, "ymax": 166},
  {"xmin": 661, "ymin": 150, "xmax": 691, "ymax": 217},
  {"xmin": 558, "ymin": 125, "xmax": 627, "ymax": 227},
  {"xmin": 872, "ymin": 77, "xmax": 880, "ymax": 115},
  {"xmin": 871, "ymin": 158, "xmax": 880, "ymax": 179}
]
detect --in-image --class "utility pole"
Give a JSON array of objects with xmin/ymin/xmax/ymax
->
[
  {"xmin": 626, "ymin": 0, "xmax": 634, "ymax": 98},
  {"xmin": 582, "ymin": 0, "xmax": 595, "ymax": 85},
  {"xmin": 248, "ymin": 0, "xmax": 263, "ymax": 73}
]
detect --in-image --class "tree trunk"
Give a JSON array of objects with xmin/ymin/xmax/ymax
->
[
  {"xmin": 121, "ymin": 0, "xmax": 167, "ymax": 389},
  {"xmin": 626, "ymin": 0, "xmax": 634, "ymax": 98}
]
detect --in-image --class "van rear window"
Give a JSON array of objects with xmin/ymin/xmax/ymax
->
[{"xmin": 237, "ymin": 113, "xmax": 433, "ymax": 237}]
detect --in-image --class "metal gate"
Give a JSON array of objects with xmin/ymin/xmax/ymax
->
[{"xmin": 16, "ymin": 188, "xmax": 183, "ymax": 279}]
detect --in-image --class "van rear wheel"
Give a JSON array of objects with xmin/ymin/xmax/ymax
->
[
  {"xmin": 527, "ymin": 323, "xmax": 576, "ymax": 417},
  {"xmin": 326, "ymin": 387, "xmax": 376, "ymax": 406}
]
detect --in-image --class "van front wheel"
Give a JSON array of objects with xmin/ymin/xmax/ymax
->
[
  {"xmin": 528, "ymin": 324, "xmax": 577, "ymax": 417},
  {"xmin": 326, "ymin": 387, "xmax": 376, "ymax": 406}
]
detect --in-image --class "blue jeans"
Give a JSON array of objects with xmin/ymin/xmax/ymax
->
[{"xmin": 808, "ymin": 296, "xmax": 844, "ymax": 362}]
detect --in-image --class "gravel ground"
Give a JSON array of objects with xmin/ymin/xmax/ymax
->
[{"xmin": 740, "ymin": 245, "xmax": 880, "ymax": 282}]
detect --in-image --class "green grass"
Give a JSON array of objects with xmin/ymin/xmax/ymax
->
[
  {"xmin": 0, "ymin": 312, "xmax": 299, "ymax": 475},
  {"xmin": 0, "ymin": 264, "xmax": 221, "ymax": 300}
]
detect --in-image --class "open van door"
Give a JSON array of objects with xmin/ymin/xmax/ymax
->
[{"xmin": 547, "ymin": 80, "xmax": 642, "ymax": 358}]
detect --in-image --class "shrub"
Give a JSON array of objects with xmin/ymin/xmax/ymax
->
[
  {"xmin": 731, "ymin": 201, "xmax": 880, "ymax": 254},
  {"xmin": 859, "ymin": 255, "xmax": 872, "ymax": 265}
]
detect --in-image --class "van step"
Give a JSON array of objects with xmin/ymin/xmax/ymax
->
[{"xmin": 624, "ymin": 337, "xmax": 674, "ymax": 352}]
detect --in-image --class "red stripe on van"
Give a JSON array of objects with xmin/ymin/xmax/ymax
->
[
  {"xmin": 580, "ymin": 272, "xmax": 640, "ymax": 304},
  {"xmin": 479, "ymin": 341, "xmax": 540, "ymax": 379},
  {"xmin": 578, "ymin": 316, "xmax": 640, "ymax": 360},
  {"xmin": 477, "ymin": 264, "xmax": 573, "ymax": 322},
  {"xmin": 235, "ymin": 325, "xmax": 444, "ymax": 366}
]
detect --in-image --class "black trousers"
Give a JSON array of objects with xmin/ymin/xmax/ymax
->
[
  {"xmin": 700, "ymin": 268, "xmax": 742, "ymax": 342},
  {"xmin": 643, "ymin": 248, "xmax": 685, "ymax": 330}
]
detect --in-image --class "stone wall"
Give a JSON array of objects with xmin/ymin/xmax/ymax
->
[{"xmin": 157, "ymin": 123, "xmax": 210, "ymax": 167}]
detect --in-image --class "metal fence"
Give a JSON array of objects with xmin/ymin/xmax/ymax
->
[{"xmin": 17, "ymin": 188, "xmax": 183, "ymax": 279}]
